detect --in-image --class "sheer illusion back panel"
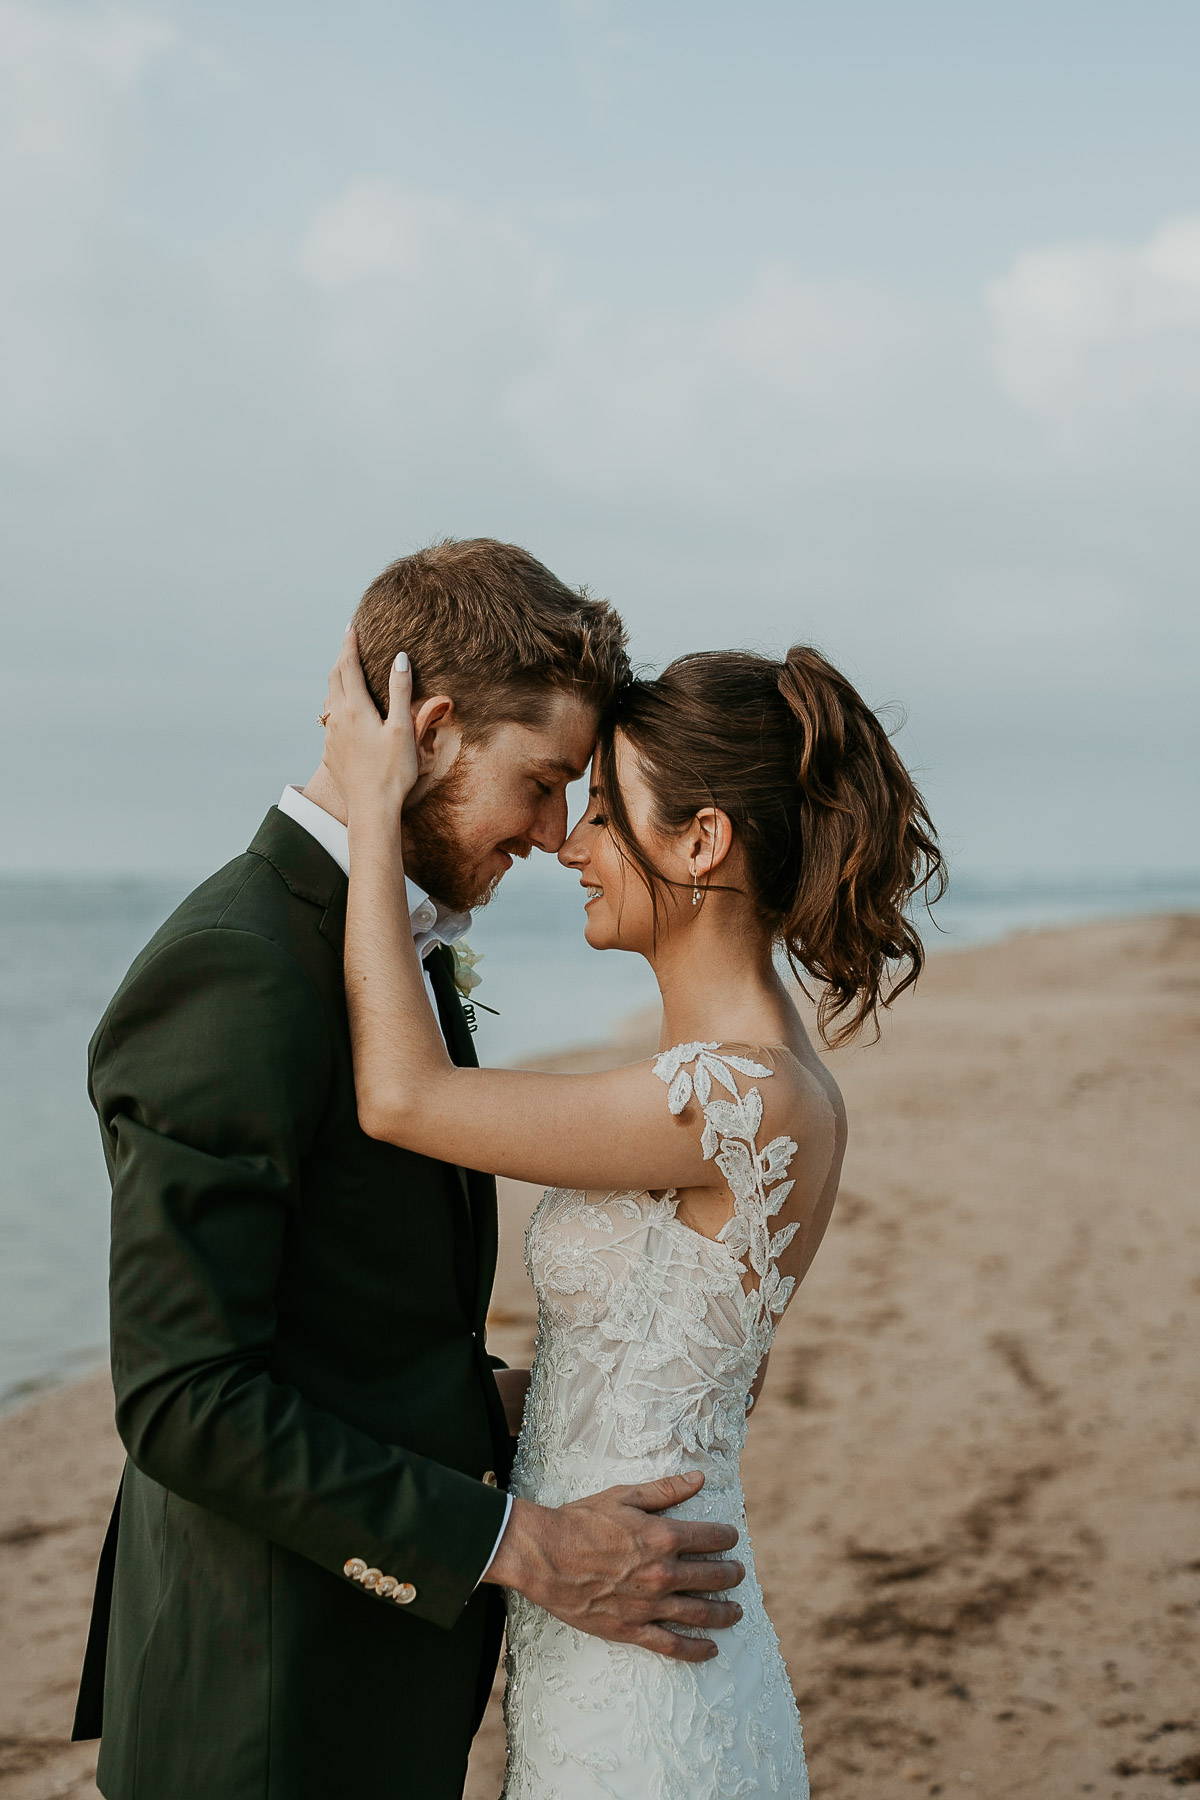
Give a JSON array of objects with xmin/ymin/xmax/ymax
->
[{"xmin": 654, "ymin": 1040, "xmax": 842, "ymax": 1308}]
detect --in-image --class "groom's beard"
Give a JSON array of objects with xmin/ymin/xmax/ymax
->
[{"xmin": 403, "ymin": 760, "xmax": 526, "ymax": 915}]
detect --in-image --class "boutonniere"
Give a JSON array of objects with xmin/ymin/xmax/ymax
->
[
  {"xmin": 451, "ymin": 940, "xmax": 498, "ymax": 1021},
  {"xmin": 451, "ymin": 940, "xmax": 483, "ymax": 998}
]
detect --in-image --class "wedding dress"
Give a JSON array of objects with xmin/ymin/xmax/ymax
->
[{"xmin": 502, "ymin": 1043, "xmax": 810, "ymax": 1799}]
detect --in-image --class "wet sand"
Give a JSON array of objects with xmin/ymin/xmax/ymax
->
[{"xmin": 2, "ymin": 914, "xmax": 1197, "ymax": 1799}]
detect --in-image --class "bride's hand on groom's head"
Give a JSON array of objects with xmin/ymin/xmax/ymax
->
[{"xmin": 322, "ymin": 627, "xmax": 422, "ymax": 820}]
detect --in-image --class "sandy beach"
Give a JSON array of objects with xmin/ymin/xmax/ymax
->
[{"xmin": 2, "ymin": 912, "xmax": 1197, "ymax": 1800}]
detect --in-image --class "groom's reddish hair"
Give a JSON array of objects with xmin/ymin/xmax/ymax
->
[{"xmin": 353, "ymin": 538, "xmax": 629, "ymax": 738}]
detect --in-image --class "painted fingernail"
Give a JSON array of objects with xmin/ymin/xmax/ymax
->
[{"xmin": 395, "ymin": 652, "xmax": 409, "ymax": 673}]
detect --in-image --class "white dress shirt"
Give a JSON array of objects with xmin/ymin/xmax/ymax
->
[{"xmin": 277, "ymin": 785, "xmax": 512, "ymax": 1577}]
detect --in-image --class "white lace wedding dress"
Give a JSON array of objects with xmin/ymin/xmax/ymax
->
[{"xmin": 502, "ymin": 1044, "xmax": 810, "ymax": 1799}]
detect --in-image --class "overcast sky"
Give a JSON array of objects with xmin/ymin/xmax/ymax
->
[{"xmin": 4, "ymin": 0, "xmax": 1199, "ymax": 875}]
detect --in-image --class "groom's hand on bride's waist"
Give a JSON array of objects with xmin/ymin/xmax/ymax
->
[{"xmin": 480, "ymin": 1471, "xmax": 744, "ymax": 1662}]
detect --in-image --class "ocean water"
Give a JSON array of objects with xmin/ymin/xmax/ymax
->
[{"xmin": 2, "ymin": 856, "xmax": 1198, "ymax": 1410}]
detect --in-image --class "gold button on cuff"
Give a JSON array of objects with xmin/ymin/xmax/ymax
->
[
  {"xmin": 392, "ymin": 1582, "xmax": 417, "ymax": 1605},
  {"xmin": 343, "ymin": 1558, "xmax": 367, "ymax": 1580},
  {"xmin": 482, "ymin": 1470, "xmax": 498, "ymax": 1487},
  {"xmin": 375, "ymin": 1576, "xmax": 397, "ymax": 1598},
  {"xmin": 360, "ymin": 1567, "xmax": 382, "ymax": 1589}
]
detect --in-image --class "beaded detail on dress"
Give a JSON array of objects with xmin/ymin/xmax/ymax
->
[{"xmin": 502, "ymin": 1045, "xmax": 809, "ymax": 1799}]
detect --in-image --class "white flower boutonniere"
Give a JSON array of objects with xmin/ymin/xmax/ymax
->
[
  {"xmin": 452, "ymin": 940, "xmax": 483, "ymax": 998},
  {"xmin": 451, "ymin": 940, "xmax": 498, "ymax": 1018}
]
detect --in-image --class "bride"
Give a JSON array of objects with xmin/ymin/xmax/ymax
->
[{"xmin": 322, "ymin": 632, "xmax": 942, "ymax": 1799}]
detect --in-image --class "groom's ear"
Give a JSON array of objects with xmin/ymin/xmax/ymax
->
[{"xmin": 412, "ymin": 694, "xmax": 459, "ymax": 779}]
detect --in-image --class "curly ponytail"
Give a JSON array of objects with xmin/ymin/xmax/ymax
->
[
  {"xmin": 598, "ymin": 645, "xmax": 945, "ymax": 1046},
  {"xmin": 774, "ymin": 646, "xmax": 943, "ymax": 1043}
]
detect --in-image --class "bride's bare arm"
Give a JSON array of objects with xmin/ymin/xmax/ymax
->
[
  {"xmin": 326, "ymin": 634, "xmax": 729, "ymax": 1195},
  {"xmin": 344, "ymin": 799, "xmax": 719, "ymax": 1191}
]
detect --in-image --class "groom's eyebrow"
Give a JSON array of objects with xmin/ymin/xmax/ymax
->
[{"xmin": 532, "ymin": 756, "xmax": 588, "ymax": 783}]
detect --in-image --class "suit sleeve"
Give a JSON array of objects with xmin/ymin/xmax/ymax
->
[{"xmin": 93, "ymin": 926, "xmax": 506, "ymax": 1630}]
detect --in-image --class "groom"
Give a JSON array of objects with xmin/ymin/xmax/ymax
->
[{"xmin": 73, "ymin": 538, "xmax": 744, "ymax": 1800}]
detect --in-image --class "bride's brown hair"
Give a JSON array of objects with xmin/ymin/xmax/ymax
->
[{"xmin": 597, "ymin": 646, "xmax": 945, "ymax": 1047}]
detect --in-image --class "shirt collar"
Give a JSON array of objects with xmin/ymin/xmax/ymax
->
[{"xmin": 276, "ymin": 787, "xmax": 472, "ymax": 953}]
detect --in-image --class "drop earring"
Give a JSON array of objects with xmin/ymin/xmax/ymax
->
[{"xmin": 692, "ymin": 869, "xmax": 701, "ymax": 906}]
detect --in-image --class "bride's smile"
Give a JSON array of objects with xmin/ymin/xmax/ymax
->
[{"xmin": 560, "ymin": 733, "xmax": 737, "ymax": 962}]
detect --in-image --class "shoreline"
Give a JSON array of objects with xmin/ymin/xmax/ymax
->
[
  {"xmin": 0, "ymin": 1350, "xmax": 110, "ymax": 1423},
  {"xmin": 1, "ymin": 912, "xmax": 1197, "ymax": 1799},
  {"xmin": 4, "ymin": 889, "xmax": 1199, "ymax": 1418}
]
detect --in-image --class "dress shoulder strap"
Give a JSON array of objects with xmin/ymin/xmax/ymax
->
[{"xmin": 652, "ymin": 1042, "xmax": 800, "ymax": 1317}]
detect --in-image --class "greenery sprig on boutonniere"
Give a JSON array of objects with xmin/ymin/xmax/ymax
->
[{"xmin": 451, "ymin": 940, "xmax": 498, "ymax": 1027}]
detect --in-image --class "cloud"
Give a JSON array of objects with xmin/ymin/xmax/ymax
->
[
  {"xmin": 0, "ymin": 0, "xmax": 171, "ymax": 153},
  {"xmin": 1, "ymin": 1, "xmax": 1197, "ymax": 874},
  {"xmin": 0, "ymin": 0, "xmax": 1173, "ymax": 516},
  {"xmin": 294, "ymin": 177, "xmax": 562, "ymax": 448},
  {"xmin": 298, "ymin": 178, "xmax": 553, "ymax": 303},
  {"xmin": 291, "ymin": 186, "xmax": 945, "ymax": 504},
  {"xmin": 0, "ymin": 4, "xmax": 175, "ymax": 460},
  {"xmin": 987, "ymin": 214, "xmax": 1200, "ymax": 436},
  {"xmin": 502, "ymin": 266, "xmax": 951, "ymax": 500}
]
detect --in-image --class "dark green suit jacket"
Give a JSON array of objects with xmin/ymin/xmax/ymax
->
[{"xmin": 73, "ymin": 808, "xmax": 513, "ymax": 1800}]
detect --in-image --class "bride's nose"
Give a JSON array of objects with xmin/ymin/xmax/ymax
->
[{"xmin": 558, "ymin": 821, "xmax": 588, "ymax": 871}]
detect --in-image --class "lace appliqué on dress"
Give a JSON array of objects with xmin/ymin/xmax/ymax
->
[
  {"xmin": 653, "ymin": 1042, "xmax": 800, "ymax": 1332},
  {"xmin": 502, "ymin": 1044, "xmax": 809, "ymax": 1799}
]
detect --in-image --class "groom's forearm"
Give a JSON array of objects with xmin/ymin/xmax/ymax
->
[
  {"xmin": 106, "ymin": 1128, "xmax": 508, "ymax": 1627},
  {"xmin": 112, "ymin": 1322, "xmax": 506, "ymax": 1628},
  {"xmin": 475, "ymin": 1494, "xmax": 513, "ymax": 1587},
  {"xmin": 478, "ymin": 1496, "xmax": 554, "ymax": 1595}
]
